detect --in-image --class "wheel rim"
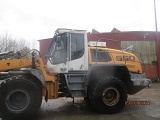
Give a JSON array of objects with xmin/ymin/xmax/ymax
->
[
  {"xmin": 5, "ymin": 89, "xmax": 30, "ymax": 112},
  {"xmin": 102, "ymin": 87, "xmax": 120, "ymax": 106}
]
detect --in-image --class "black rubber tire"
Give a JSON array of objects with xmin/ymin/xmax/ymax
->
[
  {"xmin": 88, "ymin": 76, "xmax": 127, "ymax": 114},
  {"xmin": 0, "ymin": 77, "xmax": 42, "ymax": 119}
]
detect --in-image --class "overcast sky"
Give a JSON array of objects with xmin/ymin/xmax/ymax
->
[{"xmin": 0, "ymin": 0, "xmax": 160, "ymax": 43}]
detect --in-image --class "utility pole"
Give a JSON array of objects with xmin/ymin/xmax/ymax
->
[
  {"xmin": 154, "ymin": 0, "xmax": 160, "ymax": 78},
  {"xmin": 154, "ymin": 0, "xmax": 158, "ymax": 32}
]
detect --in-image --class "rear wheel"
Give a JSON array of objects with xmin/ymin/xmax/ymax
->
[
  {"xmin": 0, "ymin": 77, "xmax": 42, "ymax": 119},
  {"xmin": 88, "ymin": 77, "xmax": 127, "ymax": 114}
]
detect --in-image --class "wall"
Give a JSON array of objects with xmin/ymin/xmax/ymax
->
[
  {"xmin": 38, "ymin": 38, "xmax": 52, "ymax": 64},
  {"xmin": 142, "ymin": 64, "xmax": 158, "ymax": 80}
]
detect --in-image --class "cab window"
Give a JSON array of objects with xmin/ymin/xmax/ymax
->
[
  {"xmin": 71, "ymin": 34, "xmax": 84, "ymax": 60},
  {"xmin": 90, "ymin": 49, "xmax": 111, "ymax": 62},
  {"xmin": 52, "ymin": 34, "xmax": 68, "ymax": 64}
]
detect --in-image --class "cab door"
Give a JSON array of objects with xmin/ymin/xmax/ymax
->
[{"xmin": 68, "ymin": 33, "xmax": 88, "ymax": 71}]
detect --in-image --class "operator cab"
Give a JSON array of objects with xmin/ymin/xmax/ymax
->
[{"xmin": 46, "ymin": 28, "xmax": 88, "ymax": 73}]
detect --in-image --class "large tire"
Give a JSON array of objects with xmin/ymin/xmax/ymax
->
[
  {"xmin": 88, "ymin": 76, "xmax": 127, "ymax": 114},
  {"xmin": 0, "ymin": 77, "xmax": 42, "ymax": 119}
]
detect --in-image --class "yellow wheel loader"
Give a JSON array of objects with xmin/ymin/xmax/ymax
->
[{"xmin": 0, "ymin": 28, "xmax": 150, "ymax": 119}]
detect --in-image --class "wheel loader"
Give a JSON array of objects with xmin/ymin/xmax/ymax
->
[{"xmin": 0, "ymin": 28, "xmax": 150, "ymax": 119}]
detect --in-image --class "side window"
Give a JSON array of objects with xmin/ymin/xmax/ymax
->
[
  {"xmin": 91, "ymin": 49, "xmax": 111, "ymax": 62},
  {"xmin": 71, "ymin": 34, "xmax": 84, "ymax": 60}
]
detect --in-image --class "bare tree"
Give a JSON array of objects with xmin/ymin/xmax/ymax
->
[
  {"xmin": 30, "ymin": 40, "xmax": 39, "ymax": 50},
  {"xmin": 17, "ymin": 38, "xmax": 31, "ymax": 56},
  {"xmin": 0, "ymin": 33, "xmax": 15, "ymax": 52},
  {"xmin": 0, "ymin": 32, "xmax": 31, "ymax": 55}
]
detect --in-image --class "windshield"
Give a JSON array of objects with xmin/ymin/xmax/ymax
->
[{"xmin": 47, "ymin": 33, "xmax": 68, "ymax": 64}]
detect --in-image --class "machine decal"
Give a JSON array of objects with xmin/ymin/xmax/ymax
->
[{"xmin": 116, "ymin": 56, "xmax": 135, "ymax": 61}]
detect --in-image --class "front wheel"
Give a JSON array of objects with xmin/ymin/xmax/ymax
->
[
  {"xmin": 88, "ymin": 77, "xmax": 127, "ymax": 114},
  {"xmin": 0, "ymin": 77, "xmax": 42, "ymax": 119}
]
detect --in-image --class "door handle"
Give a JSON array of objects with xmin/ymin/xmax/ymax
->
[{"xmin": 60, "ymin": 68, "xmax": 67, "ymax": 71}]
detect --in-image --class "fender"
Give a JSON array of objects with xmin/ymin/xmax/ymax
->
[
  {"xmin": 1, "ymin": 69, "xmax": 46, "ymax": 88},
  {"xmin": 86, "ymin": 64, "xmax": 133, "ymax": 94}
]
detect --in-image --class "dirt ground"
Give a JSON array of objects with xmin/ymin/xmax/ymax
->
[{"xmin": 27, "ymin": 82, "xmax": 160, "ymax": 120}]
